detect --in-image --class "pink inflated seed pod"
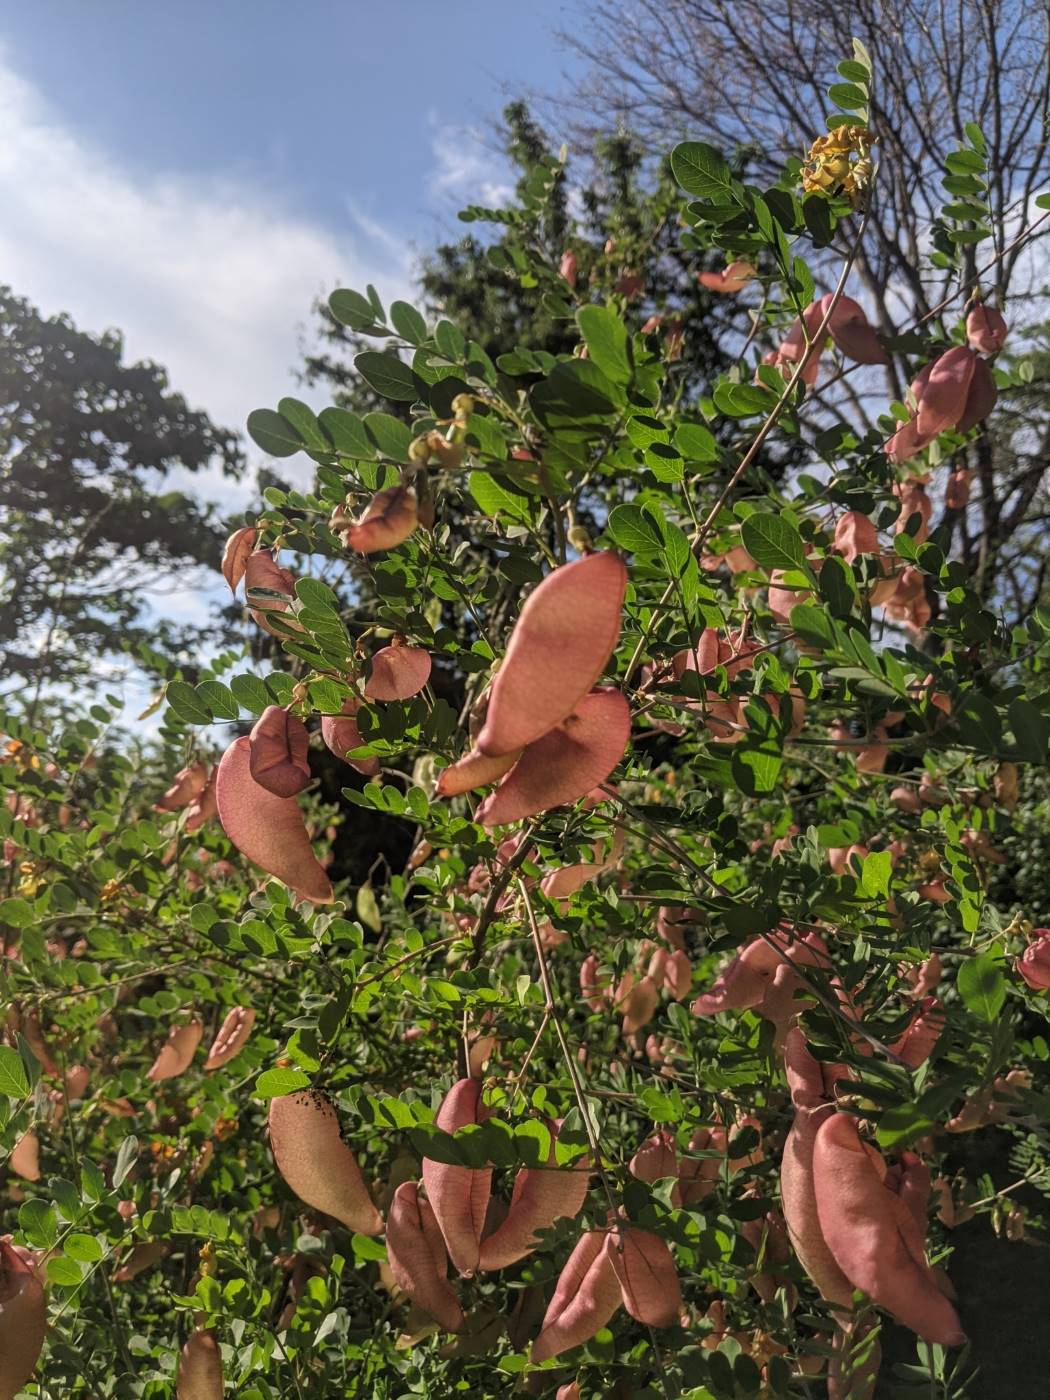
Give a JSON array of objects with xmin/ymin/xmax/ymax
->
[
  {"xmin": 697, "ymin": 259, "xmax": 756, "ymax": 293},
  {"xmin": 244, "ymin": 549, "xmax": 299, "ymax": 636},
  {"xmin": 363, "ymin": 640, "xmax": 431, "ymax": 701},
  {"xmin": 147, "ymin": 1019, "xmax": 203, "ymax": 1082},
  {"xmin": 334, "ymin": 485, "xmax": 418, "ymax": 554},
  {"xmin": 435, "ymin": 745, "xmax": 521, "ymax": 797},
  {"xmin": 386, "ymin": 1181, "xmax": 465, "ymax": 1331},
  {"xmin": 476, "ymin": 687, "xmax": 630, "ymax": 827},
  {"xmin": 10, "ymin": 1131, "xmax": 40, "ymax": 1182},
  {"xmin": 0, "ymin": 1240, "xmax": 46, "ymax": 1400},
  {"xmin": 268, "ymin": 1089, "xmax": 382, "ymax": 1235},
  {"xmin": 965, "ymin": 301, "xmax": 1008, "ymax": 354},
  {"xmin": 945, "ymin": 469, "xmax": 972, "ymax": 509},
  {"xmin": 825, "ymin": 294, "xmax": 887, "ymax": 365},
  {"xmin": 618, "ymin": 972, "xmax": 659, "ymax": 1035},
  {"xmin": 559, "ymin": 249, "xmax": 578, "ymax": 287},
  {"xmin": 176, "ymin": 1328, "xmax": 224, "ymax": 1399},
  {"xmin": 248, "ymin": 706, "xmax": 311, "ymax": 798},
  {"xmin": 221, "ymin": 525, "xmax": 256, "ymax": 592},
  {"xmin": 184, "ymin": 770, "xmax": 218, "ymax": 833},
  {"xmin": 204, "ymin": 1007, "xmax": 256, "ymax": 1070},
  {"xmin": 1017, "ymin": 928, "xmax": 1050, "ymax": 990},
  {"xmin": 833, "ymin": 511, "xmax": 878, "ymax": 562},
  {"xmin": 216, "ymin": 737, "xmax": 333, "ymax": 903},
  {"xmin": 604, "ymin": 1227, "xmax": 682, "ymax": 1326},
  {"xmin": 812, "ymin": 1113, "xmax": 965, "ymax": 1344},
  {"xmin": 421, "ymin": 1078, "xmax": 492, "ymax": 1276},
  {"xmin": 156, "ymin": 762, "xmax": 209, "ymax": 813},
  {"xmin": 890, "ymin": 997, "xmax": 945, "ymax": 1068},
  {"xmin": 477, "ymin": 552, "xmax": 627, "ymax": 757},
  {"xmin": 478, "ymin": 1123, "xmax": 591, "ymax": 1271},
  {"xmin": 320, "ymin": 698, "xmax": 381, "ymax": 777},
  {"xmin": 530, "ymin": 1229, "xmax": 622, "ymax": 1362}
]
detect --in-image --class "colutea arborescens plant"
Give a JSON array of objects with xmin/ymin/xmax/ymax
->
[{"xmin": 3, "ymin": 32, "xmax": 1050, "ymax": 1400}]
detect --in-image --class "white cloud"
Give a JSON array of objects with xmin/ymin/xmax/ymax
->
[
  {"xmin": 429, "ymin": 121, "xmax": 514, "ymax": 209},
  {"xmin": 0, "ymin": 45, "xmax": 415, "ymax": 495}
]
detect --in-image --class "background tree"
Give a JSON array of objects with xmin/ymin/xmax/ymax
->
[
  {"xmin": 0, "ymin": 286, "xmax": 244, "ymax": 711},
  {"xmin": 560, "ymin": 0, "xmax": 1050, "ymax": 615}
]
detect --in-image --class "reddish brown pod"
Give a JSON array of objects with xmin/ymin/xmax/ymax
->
[
  {"xmin": 248, "ymin": 707, "xmax": 311, "ymax": 798},
  {"xmin": 243, "ymin": 549, "xmax": 300, "ymax": 636},
  {"xmin": 604, "ymin": 1226, "xmax": 682, "ymax": 1326},
  {"xmin": 156, "ymin": 762, "xmax": 209, "ymax": 813},
  {"xmin": 386, "ymin": 1181, "xmax": 465, "ymax": 1331},
  {"xmin": 147, "ymin": 1018, "xmax": 203, "ymax": 1082},
  {"xmin": 220, "ymin": 525, "xmax": 257, "ymax": 592},
  {"xmin": 268, "ymin": 1089, "xmax": 382, "ymax": 1236},
  {"xmin": 530, "ymin": 1229, "xmax": 622, "ymax": 1362},
  {"xmin": 475, "ymin": 687, "xmax": 631, "ymax": 827},
  {"xmin": 215, "ymin": 736, "xmax": 333, "ymax": 903},
  {"xmin": 421, "ymin": 1079, "xmax": 492, "ymax": 1276},
  {"xmin": 184, "ymin": 770, "xmax": 218, "ymax": 834},
  {"xmin": 885, "ymin": 346, "xmax": 997, "ymax": 464},
  {"xmin": 364, "ymin": 640, "xmax": 432, "ymax": 701},
  {"xmin": 320, "ymin": 698, "xmax": 380, "ymax": 777},
  {"xmin": 0, "ymin": 1239, "xmax": 46, "ymax": 1400},
  {"xmin": 812, "ymin": 1113, "xmax": 965, "ymax": 1344},
  {"xmin": 477, "ymin": 551, "xmax": 627, "ymax": 757},
  {"xmin": 333, "ymin": 484, "xmax": 418, "ymax": 554},
  {"xmin": 204, "ymin": 1007, "xmax": 256, "ymax": 1070},
  {"xmin": 478, "ymin": 1123, "xmax": 591, "ymax": 1271},
  {"xmin": 176, "ymin": 1328, "xmax": 224, "ymax": 1399},
  {"xmin": 697, "ymin": 259, "xmax": 756, "ymax": 293}
]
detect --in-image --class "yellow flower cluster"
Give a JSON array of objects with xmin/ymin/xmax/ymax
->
[{"xmin": 801, "ymin": 126, "xmax": 875, "ymax": 204}]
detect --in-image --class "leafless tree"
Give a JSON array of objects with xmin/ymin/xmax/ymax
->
[{"xmin": 556, "ymin": 0, "xmax": 1050, "ymax": 610}]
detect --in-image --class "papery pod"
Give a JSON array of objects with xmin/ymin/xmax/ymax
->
[
  {"xmin": 112, "ymin": 1240, "xmax": 168, "ymax": 1282},
  {"xmin": 435, "ymin": 745, "xmax": 521, "ymax": 797},
  {"xmin": 244, "ymin": 549, "xmax": 300, "ymax": 636},
  {"xmin": 812, "ymin": 1113, "xmax": 965, "ymax": 1344},
  {"xmin": 248, "ymin": 706, "xmax": 311, "ymax": 798},
  {"xmin": 826, "ymin": 294, "xmax": 887, "ymax": 365},
  {"xmin": 10, "ymin": 1130, "xmax": 40, "ymax": 1181},
  {"xmin": 147, "ymin": 1019, "xmax": 203, "ymax": 1082},
  {"xmin": 364, "ymin": 640, "xmax": 432, "ymax": 701},
  {"xmin": 176, "ymin": 1328, "xmax": 224, "ymax": 1399},
  {"xmin": 890, "ymin": 996, "xmax": 945, "ymax": 1068},
  {"xmin": 0, "ymin": 1240, "xmax": 46, "ymax": 1400},
  {"xmin": 215, "ymin": 737, "xmax": 333, "ymax": 903},
  {"xmin": 421, "ymin": 1078, "xmax": 492, "ymax": 1276},
  {"xmin": 697, "ymin": 259, "xmax": 755, "ymax": 293},
  {"xmin": 618, "ymin": 973, "xmax": 659, "ymax": 1035},
  {"xmin": 476, "ymin": 688, "xmax": 630, "ymax": 827},
  {"xmin": 184, "ymin": 770, "xmax": 218, "ymax": 833},
  {"xmin": 386, "ymin": 1181, "xmax": 465, "ymax": 1332},
  {"xmin": 478, "ymin": 1123, "xmax": 591, "ymax": 1271},
  {"xmin": 477, "ymin": 552, "xmax": 627, "ymax": 756},
  {"xmin": 268, "ymin": 1089, "xmax": 383, "ymax": 1236},
  {"xmin": 604, "ymin": 1226, "xmax": 682, "ymax": 1326},
  {"xmin": 156, "ymin": 762, "xmax": 209, "ymax": 813},
  {"xmin": 530, "ymin": 1229, "xmax": 622, "ymax": 1363},
  {"xmin": 320, "ymin": 698, "xmax": 381, "ymax": 777},
  {"xmin": 965, "ymin": 301, "xmax": 1008, "ymax": 354},
  {"xmin": 204, "ymin": 1007, "xmax": 256, "ymax": 1070},
  {"xmin": 629, "ymin": 1130, "xmax": 680, "ymax": 1199},
  {"xmin": 333, "ymin": 484, "xmax": 418, "ymax": 554},
  {"xmin": 220, "ymin": 525, "xmax": 256, "ymax": 592},
  {"xmin": 833, "ymin": 511, "xmax": 878, "ymax": 563}
]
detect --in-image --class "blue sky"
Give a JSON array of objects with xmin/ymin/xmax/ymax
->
[{"xmin": 0, "ymin": 2, "xmax": 584, "ymax": 455}]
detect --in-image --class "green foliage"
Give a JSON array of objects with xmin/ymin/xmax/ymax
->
[{"xmin": 6, "ymin": 34, "xmax": 1050, "ymax": 1400}]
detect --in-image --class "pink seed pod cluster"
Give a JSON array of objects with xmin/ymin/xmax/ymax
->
[
  {"xmin": 760, "ymin": 293, "xmax": 886, "ymax": 389},
  {"xmin": 1016, "ymin": 928, "xmax": 1050, "ymax": 990},
  {"xmin": 531, "ymin": 1223, "xmax": 681, "ymax": 1361},
  {"xmin": 420, "ymin": 1078, "xmax": 492, "ymax": 1276},
  {"xmin": 243, "ymin": 549, "xmax": 301, "ymax": 637},
  {"xmin": 438, "ymin": 553, "xmax": 629, "ymax": 825},
  {"xmin": 268, "ymin": 1090, "xmax": 383, "ymax": 1236},
  {"xmin": 155, "ymin": 761, "xmax": 209, "ymax": 813},
  {"xmin": 885, "ymin": 345, "xmax": 997, "ymax": 464},
  {"xmin": 386, "ymin": 1181, "xmax": 465, "ymax": 1332}
]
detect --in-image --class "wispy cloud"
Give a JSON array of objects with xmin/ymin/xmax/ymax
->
[
  {"xmin": 0, "ymin": 45, "xmax": 415, "ymax": 487},
  {"xmin": 429, "ymin": 120, "xmax": 514, "ymax": 209}
]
